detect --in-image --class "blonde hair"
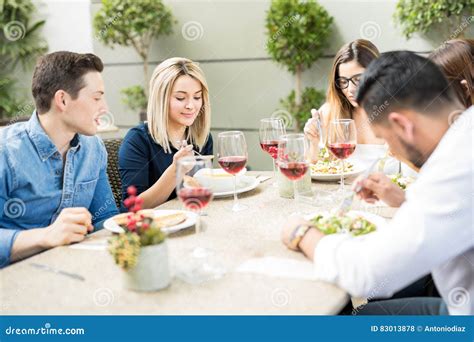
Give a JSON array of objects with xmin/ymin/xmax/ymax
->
[
  {"xmin": 326, "ymin": 39, "xmax": 380, "ymax": 122},
  {"xmin": 147, "ymin": 57, "xmax": 211, "ymax": 153}
]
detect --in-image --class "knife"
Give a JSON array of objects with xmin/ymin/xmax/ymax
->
[{"xmin": 30, "ymin": 263, "xmax": 85, "ymax": 282}]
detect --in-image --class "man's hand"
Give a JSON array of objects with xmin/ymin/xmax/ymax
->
[
  {"xmin": 281, "ymin": 215, "xmax": 325, "ymax": 260},
  {"xmin": 281, "ymin": 215, "xmax": 310, "ymax": 247},
  {"xmin": 353, "ymin": 172, "xmax": 406, "ymax": 207},
  {"xmin": 42, "ymin": 207, "xmax": 93, "ymax": 248}
]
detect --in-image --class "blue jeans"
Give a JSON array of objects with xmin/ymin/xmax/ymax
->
[{"xmin": 354, "ymin": 297, "xmax": 448, "ymax": 315}]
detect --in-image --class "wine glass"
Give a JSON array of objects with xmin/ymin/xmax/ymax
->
[
  {"xmin": 217, "ymin": 131, "xmax": 248, "ymax": 212},
  {"xmin": 277, "ymin": 133, "xmax": 309, "ymax": 201},
  {"xmin": 327, "ymin": 119, "xmax": 357, "ymax": 195},
  {"xmin": 259, "ymin": 118, "xmax": 286, "ymax": 185},
  {"xmin": 176, "ymin": 156, "xmax": 224, "ymax": 283}
]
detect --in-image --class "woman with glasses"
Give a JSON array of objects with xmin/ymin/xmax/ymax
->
[{"xmin": 304, "ymin": 39, "xmax": 384, "ymax": 162}]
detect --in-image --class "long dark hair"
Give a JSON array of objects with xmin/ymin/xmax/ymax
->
[
  {"xmin": 326, "ymin": 39, "xmax": 380, "ymax": 121},
  {"xmin": 429, "ymin": 39, "xmax": 474, "ymax": 108}
]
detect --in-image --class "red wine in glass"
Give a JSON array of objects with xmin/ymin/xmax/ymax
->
[
  {"xmin": 218, "ymin": 156, "xmax": 247, "ymax": 175},
  {"xmin": 328, "ymin": 143, "xmax": 356, "ymax": 160},
  {"xmin": 178, "ymin": 187, "xmax": 213, "ymax": 210},
  {"xmin": 279, "ymin": 162, "xmax": 309, "ymax": 181},
  {"xmin": 260, "ymin": 140, "xmax": 279, "ymax": 159}
]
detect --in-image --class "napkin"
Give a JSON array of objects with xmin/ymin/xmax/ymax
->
[{"xmin": 236, "ymin": 256, "xmax": 316, "ymax": 280}]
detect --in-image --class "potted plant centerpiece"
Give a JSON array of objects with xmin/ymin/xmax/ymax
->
[{"xmin": 108, "ymin": 186, "xmax": 171, "ymax": 291}]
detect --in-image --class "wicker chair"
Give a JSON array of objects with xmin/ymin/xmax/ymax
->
[{"xmin": 103, "ymin": 138, "xmax": 123, "ymax": 208}]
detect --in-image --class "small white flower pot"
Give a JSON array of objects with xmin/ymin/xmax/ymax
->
[{"xmin": 123, "ymin": 241, "xmax": 171, "ymax": 291}]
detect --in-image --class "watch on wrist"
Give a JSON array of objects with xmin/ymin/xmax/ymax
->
[{"xmin": 288, "ymin": 224, "xmax": 313, "ymax": 251}]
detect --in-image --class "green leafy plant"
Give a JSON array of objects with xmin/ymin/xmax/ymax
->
[
  {"xmin": 280, "ymin": 87, "xmax": 326, "ymax": 130},
  {"xmin": 0, "ymin": 0, "xmax": 48, "ymax": 120},
  {"xmin": 394, "ymin": 0, "xmax": 473, "ymax": 39},
  {"xmin": 265, "ymin": 0, "xmax": 332, "ymax": 129},
  {"xmin": 121, "ymin": 85, "xmax": 147, "ymax": 112},
  {"xmin": 93, "ymin": 0, "xmax": 175, "ymax": 112},
  {"xmin": 108, "ymin": 186, "xmax": 166, "ymax": 271}
]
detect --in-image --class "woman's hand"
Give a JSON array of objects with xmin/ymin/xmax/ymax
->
[
  {"xmin": 304, "ymin": 108, "xmax": 322, "ymax": 144},
  {"xmin": 172, "ymin": 144, "xmax": 194, "ymax": 167}
]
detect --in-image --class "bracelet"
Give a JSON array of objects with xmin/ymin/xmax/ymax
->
[{"xmin": 288, "ymin": 224, "xmax": 313, "ymax": 251}]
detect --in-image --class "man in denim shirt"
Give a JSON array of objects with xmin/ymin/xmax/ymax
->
[{"xmin": 0, "ymin": 51, "xmax": 118, "ymax": 268}]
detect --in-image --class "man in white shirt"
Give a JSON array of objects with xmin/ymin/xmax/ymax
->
[{"xmin": 282, "ymin": 51, "xmax": 473, "ymax": 315}]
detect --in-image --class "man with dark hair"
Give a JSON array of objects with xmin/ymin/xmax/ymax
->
[
  {"xmin": 281, "ymin": 51, "xmax": 473, "ymax": 315},
  {"xmin": 0, "ymin": 51, "xmax": 118, "ymax": 268}
]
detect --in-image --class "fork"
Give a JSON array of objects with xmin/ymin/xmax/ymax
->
[
  {"xmin": 337, "ymin": 157, "xmax": 382, "ymax": 215},
  {"xmin": 175, "ymin": 140, "xmax": 214, "ymax": 159}
]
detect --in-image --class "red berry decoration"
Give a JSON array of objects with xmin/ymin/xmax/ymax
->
[
  {"xmin": 124, "ymin": 198, "xmax": 132, "ymax": 208},
  {"xmin": 127, "ymin": 186, "xmax": 137, "ymax": 196},
  {"xmin": 131, "ymin": 205, "xmax": 141, "ymax": 213}
]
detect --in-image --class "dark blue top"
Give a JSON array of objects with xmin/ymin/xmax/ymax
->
[{"xmin": 118, "ymin": 123, "xmax": 213, "ymax": 208}]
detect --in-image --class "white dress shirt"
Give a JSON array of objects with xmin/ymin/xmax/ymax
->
[{"xmin": 314, "ymin": 106, "xmax": 474, "ymax": 315}]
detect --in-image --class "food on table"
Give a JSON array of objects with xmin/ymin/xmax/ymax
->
[
  {"xmin": 310, "ymin": 147, "xmax": 354, "ymax": 174},
  {"xmin": 153, "ymin": 212, "xmax": 187, "ymax": 226},
  {"xmin": 389, "ymin": 173, "xmax": 415, "ymax": 190},
  {"xmin": 183, "ymin": 175, "xmax": 202, "ymax": 188},
  {"xmin": 113, "ymin": 212, "xmax": 187, "ymax": 229},
  {"xmin": 309, "ymin": 212, "xmax": 377, "ymax": 236}
]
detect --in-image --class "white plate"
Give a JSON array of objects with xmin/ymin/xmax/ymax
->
[
  {"xmin": 304, "ymin": 210, "xmax": 387, "ymax": 232},
  {"xmin": 310, "ymin": 165, "xmax": 366, "ymax": 181},
  {"xmin": 104, "ymin": 209, "xmax": 198, "ymax": 234},
  {"xmin": 213, "ymin": 176, "xmax": 260, "ymax": 198},
  {"xmin": 194, "ymin": 168, "xmax": 247, "ymax": 193}
]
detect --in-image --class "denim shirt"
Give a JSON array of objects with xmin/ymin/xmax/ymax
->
[{"xmin": 0, "ymin": 113, "xmax": 118, "ymax": 267}]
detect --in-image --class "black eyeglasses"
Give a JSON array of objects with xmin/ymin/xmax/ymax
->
[{"xmin": 336, "ymin": 73, "xmax": 362, "ymax": 89}]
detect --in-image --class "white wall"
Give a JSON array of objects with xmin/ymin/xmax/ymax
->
[{"xmin": 34, "ymin": 0, "xmax": 94, "ymax": 53}]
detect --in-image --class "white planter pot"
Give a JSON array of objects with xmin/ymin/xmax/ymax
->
[{"xmin": 123, "ymin": 241, "xmax": 171, "ymax": 291}]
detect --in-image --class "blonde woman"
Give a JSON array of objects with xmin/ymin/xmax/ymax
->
[{"xmin": 119, "ymin": 57, "xmax": 212, "ymax": 209}]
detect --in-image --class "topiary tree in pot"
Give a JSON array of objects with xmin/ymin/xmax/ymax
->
[
  {"xmin": 93, "ymin": 0, "xmax": 175, "ymax": 121},
  {"xmin": 266, "ymin": 0, "xmax": 333, "ymax": 130}
]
